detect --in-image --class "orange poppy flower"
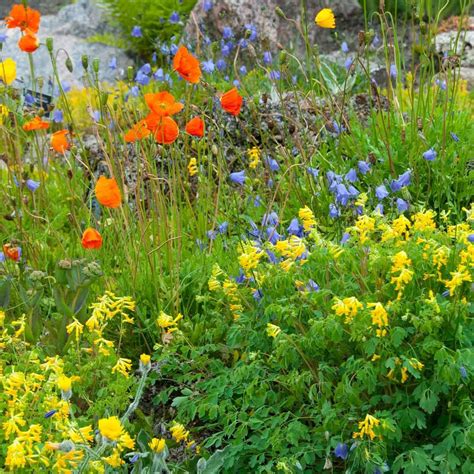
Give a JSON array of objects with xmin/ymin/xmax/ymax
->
[
  {"xmin": 124, "ymin": 119, "xmax": 151, "ymax": 143},
  {"xmin": 154, "ymin": 117, "xmax": 179, "ymax": 145},
  {"xmin": 172, "ymin": 46, "xmax": 201, "ymax": 84},
  {"xmin": 81, "ymin": 228, "xmax": 103, "ymax": 250},
  {"xmin": 185, "ymin": 117, "xmax": 204, "ymax": 137},
  {"xmin": 18, "ymin": 32, "xmax": 39, "ymax": 53},
  {"xmin": 144, "ymin": 92, "xmax": 184, "ymax": 117},
  {"xmin": 51, "ymin": 129, "xmax": 70, "ymax": 153},
  {"xmin": 5, "ymin": 4, "xmax": 41, "ymax": 33},
  {"xmin": 220, "ymin": 87, "xmax": 243, "ymax": 116},
  {"xmin": 23, "ymin": 116, "xmax": 49, "ymax": 131},
  {"xmin": 3, "ymin": 244, "xmax": 21, "ymax": 261},
  {"xmin": 95, "ymin": 176, "xmax": 122, "ymax": 208}
]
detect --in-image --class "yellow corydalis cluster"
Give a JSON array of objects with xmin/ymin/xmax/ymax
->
[
  {"xmin": 188, "ymin": 157, "xmax": 198, "ymax": 176},
  {"xmin": 390, "ymin": 251, "xmax": 414, "ymax": 298},
  {"xmin": 353, "ymin": 414, "xmax": 380, "ymax": 440},
  {"xmin": 298, "ymin": 206, "xmax": 317, "ymax": 232},
  {"xmin": 412, "ymin": 210, "xmax": 436, "ymax": 232},
  {"xmin": 156, "ymin": 311, "xmax": 183, "ymax": 333},
  {"xmin": 332, "ymin": 297, "xmax": 363, "ymax": 323},
  {"xmin": 238, "ymin": 242, "xmax": 265, "ymax": 275},
  {"xmin": 367, "ymin": 302, "xmax": 389, "ymax": 337},
  {"xmin": 266, "ymin": 323, "xmax": 281, "ymax": 338},
  {"xmin": 353, "ymin": 215, "xmax": 376, "ymax": 244},
  {"xmin": 247, "ymin": 146, "xmax": 261, "ymax": 169},
  {"xmin": 85, "ymin": 292, "xmax": 135, "ymax": 356},
  {"xmin": 387, "ymin": 357, "xmax": 424, "ymax": 383}
]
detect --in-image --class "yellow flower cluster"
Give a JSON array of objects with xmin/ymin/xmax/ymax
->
[
  {"xmin": 368, "ymin": 302, "xmax": 389, "ymax": 337},
  {"xmin": 298, "ymin": 206, "xmax": 317, "ymax": 232},
  {"xmin": 332, "ymin": 297, "xmax": 363, "ymax": 323},
  {"xmin": 353, "ymin": 414, "xmax": 380, "ymax": 440},
  {"xmin": 238, "ymin": 242, "xmax": 265, "ymax": 275},
  {"xmin": 266, "ymin": 323, "xmax": 282, "ymax": 338},
  {"xmin": 353, "ymin": 215, "xmax": 376, "ymax": 244},
  {"xmin": 157, "ymin": 311, "xmax": 184, "ymax": 334},
  {"xmin": 247, "ymin": 146, "xmax": 261, "ymax": 169},
  {"xmin": 390, "ymin": 251, "xmax": 414, "ymax": 298},
  {"xmin": 188, "ymin": 157, "xmax": 198, "ymax": 176}
]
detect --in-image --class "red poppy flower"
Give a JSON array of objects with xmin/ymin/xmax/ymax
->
[
  {"xmin": 144, "ymin": 92, "xmax": 183, "ymax": 117},
  {"xmin": 172, "ymin": 46, "xmax": 201, "ymax": 84},
  {"xmin": 23, "ymin": 116, "xmax": 49, "ymax": 131},
  {"xmin": 18, "ymin": 32, "xmax": 39, "ymax": 53},
  {"xmin": 81, "ymin": 228, "xmax": 103, "ymax": 249},
  {"xmin": 95, "ymin": 176, "xmax": 121, "ymax": 208},
  {"xmin": 2, "ymin": 244, "xmax": 21, "ymax": 261},
  {"xmin": 5, "ymin": 4, "xmax": 40, "ymax": 33},
  {"xmin": 220, "ymin": 87, "xmax": 243, "ymax": 116},
  {"xmin": 51, "ymin": 129, "xmax": 70, "ymax": 153},
  {"xmin": 185, "ymin": 117, "xmax": 204, "ymax": 137},
  {"xmin": 154, "ymin": 117, "xmax": 179, "ymax": 145},
  {"xmin": 124, "ymin": 120, "xmax": 151, "ymax": 143}
]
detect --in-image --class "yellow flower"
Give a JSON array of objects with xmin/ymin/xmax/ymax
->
[
  {"xmin": 170, "ymin": 423, "xmax": 189, "ymax": 443},
  {"xmin": 157, "ymin": 311, "xmax": 183, "ymax": 332},
  {"xmin": 98, "ymin": 416, "xmax": 123, "ymax": 441},
  {"xmin": 445, "ymin": 266, "xmax": 471, "ymax": 295},
  {"xmin": 238, "ymin": 243, "xmax": 265, "ymax": 275},
  {"xmin": 149, "ymin": 437, "xmax": 166, "ymax": 453},
  {"xmin": 266, "ymin": 323, "xmax": 281, "ymax": 338},
  {"xmin": 353, "ymin": 414, "xmax": 380, "ymax": 440},
  {"xmin": 299, "ymin": 206, "xmax": 317, "ymax": 232},
  {"xmin": 140, "ymin": 354, "xmax": 151, "ymax": 366},
  {"xmin": 112, "ymin": 358, "xmax": 132, "ymax": 377},
  {"xmin": 69, "ymin": 425, "xmax": 94, "ymax": 444},
  {"xmin": 3, "ymin": 412, "xmax": 26, "ymax": 438},
  {"xmin": 188, "ymin": 157, "xmax": 198, "ymax": 176},
  {"xmin": 368, "ymin": 302, "xmax": 389, "ymax": 337},
  {"xmin": 5, "ymin": 439, "xmax": 27, "ymax": 470},
  {"xmin": 247, "ymin": 146, "xmax": 261, "ymax": 169},
  {"xmin": 315, "ymin": 8, "xmax": 336, "ymax": 29},
  {"xmin": 57, "ymin": 375, "xmax": 72, "ymax": 392},
  {"xmin": 412, "ymin": 210, "xmax": 436, "ymax": 231},
  {"xmin": 401, "ymin": 367, "xmax": 409, "ymax": 383},
  {"xmin": 103, "ymin": 448, "xmax": 124, "ymax": 468},
  {"xmin": 332, "ymin": 297, "xmax": 363, "ymax": 323},
  {"xmin": 66, "ymin": 318, "xmax": 84, "ymax": 342},
  {"xmin": 0, "ymin": 58, "xmax": 17, "ymax": 86}
]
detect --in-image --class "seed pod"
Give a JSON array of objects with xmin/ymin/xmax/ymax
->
[
  {"xmin": 81, "ymin": 55, "xmax": 89, "ymax": 71},
  {"xmin": 65, "ymin": 56, "xmax": 73, "ymax": 73}
]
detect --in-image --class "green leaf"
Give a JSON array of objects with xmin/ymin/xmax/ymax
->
[{"xmin": 419, "ymin": 389, "xmax": 439, "ymax": 414}]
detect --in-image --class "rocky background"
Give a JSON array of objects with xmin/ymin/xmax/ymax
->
[{"xmin": 0, "ymin": 0, "xmax": 473, "ymax": 89}]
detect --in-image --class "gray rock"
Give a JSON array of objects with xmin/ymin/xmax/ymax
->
[
  {"xmin": 186, "ymin": 0, "xmax": 362, "ymax": 54},
  {"xmin": 1, "ymin": 0, "xmax": 132, "ymax": 90},
  {"xmin": 435, "ymin": 17, "xmax": 474, "ymax": 88},
  {"xmin": 0, "ymin": 0, "xmax": 69, "ymax": 16}
]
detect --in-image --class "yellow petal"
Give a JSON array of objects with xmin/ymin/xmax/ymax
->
[
  {"xmin": 0, "ymin": 58, "xmax": 17, "ymax": 86},
  {"xmin": 315, "ymin": 8, "xmax": 336, "ymax": 29}
]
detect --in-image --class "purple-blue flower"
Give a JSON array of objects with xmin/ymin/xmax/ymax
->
[
  {"xmin": 306, "ymin": 279, "xmax": 320, "ymax": 292},
  {"xmin": 396, "ymin": 198, "xmax": 409, "ymax": 212},
  {"xmin": 269, "ymin": 70, "xmax": 281, "ymax": 80},
  {"xmin": 253, "ymin": 289, "xmax": 263, "ymax": 301},
  {"xmin": 216, "ymin": 58, "xmax": 227, "ymax": 71},
  {"xmin": 245, "ymin": 24, "xmax": 257, "ymax": 41},
  {"xmin": 329, "ymin": 203, "xmax": 340, "ymax": 218},
  {"xmin": 218, "ymin": 222, "xmax": 228, "ymax": 234},
  {"xmin": 390, "ymin": 63, "xmax": 397, "ymax": 79},
  {"xmin": 423, "ymin": 148, "xmax": 437, "ymax": 161},
  {"xmin": 340, "ymin": 232, "xmax": 351, "ymax": 245},
  {"xmin": 0, "ymin": 252, "xmax": 5, "ymax": 263},
  {"xmin": 254, "ymin": 195, "xmax": 262, "ymax": 207},
  {"xmin": 348, "ymin": 185, "xmax": 359, "ymax": 197},
  {"xmin": 341, "ymin": 41, "xmax": 349, "ymax": 53},
  {"xmin": 26, "ymin": 179, "xmax": 40, "ymax": 192},
  {"xmin": 53, "ymin": 109, "xmax": 63, "ymax": 123},
  {"xmin": 450, "ymin": 132, "xmax": 459, "ymax": 142},
  {"xmin": 222, "ymin": 26, "xmax": 233, "ymax": 39},
  {"xmin": 375, "ymin": 203, "xmax": 384, "ymax": 215},
  {"xmin": 390, "ymin": 170, "xmax": 411, "ymax": 192},
  {"xmin": 44, "ymin": 410, "xmax": 58, "ymax": 419},
  {"xmin": 0, "ymin": 32, "xmax": 7, "ymax": 43},
  {"xmin": 335, "ymin": 184, "xmax": 350, "ymax": 206},
  {"xmin": 344, "ymin": 57, "xmax": 354, "ymax": 70},
  {"xmin": 169, "ymin": 11, "xmax": 180, "ymax": 24},
  {"xmin": 287, "ymin": 218, "xmax": 303, "ymax": 237},
  {"xmin": 467, "ymin": 234, "xmax": 474, "ymax": 243},
  {"xmin": 239, "ymin": 65, "xmax": 247, "ymax": 76},
  {"xmin": 375, "ymin": 185, "xmax": 389, "ymax": 200},
  {"xmin": 266, "ymin": 226, "xmax": 281, "ymax": 244},
  {"xmin": 202, "ymin": 0, "xmax": 213, "ymax": 12},
  {"xmin": 25, "ymin": 93, "xmax": 35, "ymax": 106},
  {"xmin": 334, "ymin": 443, "xmax": 349, "ymax": 460},
  {"xmin": 265, "ymin": 156, "xmax": 280, "ymax": 172},
  {"xmin": 345, "ymin": 168, "xmax": 358, "ymax": 183},
  {"xmin": 307, "ymin": 167, "xmax": 319, "ymax": 179},
  {"xmin": 262, "ymin": 212, "xmax": 279, "ymax": 227},
  {"xmin": 358, "ymin": 161, "xmax": 371, "ymax": 175},
  {"xmin": 263, "ymin": 51, "xmax": 272, "ymax": 65},
  {"xmin": 131, "ymin": 26, "xmax": 142, "ymax": 37},
  {"xmin": 202, "ymin": 59, "xmax": 215, "ymax": 73},
  {"xmin": 460, "ymin": 366, "xmax": 467, "ymax": 379},
  {"xmin": 230, "ymin": 170, "xmax": 245, "ymax": 186}
]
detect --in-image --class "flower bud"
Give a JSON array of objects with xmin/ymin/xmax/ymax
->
[
  {"xmin": 45, "ymin": 37, "xmax": 54, "ymax": 53},
  {"xmin": 81, "ymin": 55, "xmax": 89, "ymax": 71}
]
